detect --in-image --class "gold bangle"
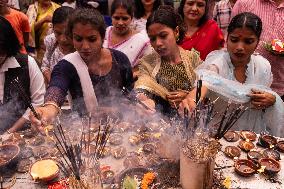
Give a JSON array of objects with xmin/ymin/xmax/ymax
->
[{"xmin": 42, "ymin": 102, "xmax": 61, "ymax": 115}]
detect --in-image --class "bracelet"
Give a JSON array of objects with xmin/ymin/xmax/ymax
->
[
  {"xmin": 42, "ymin": 102, "xmax": 62, "ymax": 115},
  {"xmin": 7, "ymin": 130, "xmax": 11, "ymax": 134}
]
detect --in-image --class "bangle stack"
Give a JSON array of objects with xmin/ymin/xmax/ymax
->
[{"xmin": 42, "ymin": 102, "xmax": 61, "ymax": 115}]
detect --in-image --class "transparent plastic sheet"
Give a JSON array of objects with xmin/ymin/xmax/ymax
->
[{"xmin": 196, "ymin": 69, "xmax": 284, "ymax": 137}]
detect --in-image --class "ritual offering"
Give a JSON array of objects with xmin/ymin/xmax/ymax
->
[
  {"xmin": 247, "ymin": 151, "xmax": 263, "ymax": 162},
  {"xmin": 234, "ymin": 159, "xmax": 258, "ymax": 177},
  {"xmin": 258, "ymin": 134, "xmax": 277, "ymax": 148},
  {"xmin": 224, "ymin": 146, "xmax": 241, "ymax": 159},
  {"xmin": 263, "ymin": 39, "xmax": 284, "ymax": 56},
  {"xmin": 101, "ymin": 169, "xmax": 115, "ymax": 184},
  {"xmin": 30, "ymin": 159, "xmax": 59, "ymax": 182},
  {"xmin": 123, "ymin": 153, "xmax": 141, "ymax": 168},
  {"xmin": 114, "ymin": 121, "xmax": 131, "ymax": 132},
  {"xmin": 100, "ymin": 146, "xmax": 111, "ymax": 158},
  {"xmin": 5, "ymin": 133, "xmax": 26, "ymax": 147},
  {"xmin": 259, "ymin": 158, "xmax": 281, "ymax": 175},
  {"xmin": 118, "ymin": 167, "xmax": 157, "ymax": 189},
  {"xmin": 238, "ymin": 140, "xmax": 255, "ymax": 152},
  {"xmin": 19, "ymin": 147, "xmax": 33, "ymax": 159},
  {"xmin": 276, "ymin": 141, "xmax": 284, "ymax": 153},
  {"xmin": 18, "ymin": 129, "xmax": 36, "ymax": 139},
  {"xmin": 17, "ymin": 158, "xmax": 32, "ymax": 173},
  {"xmin": 240, "ymin": 130, "xmax": 257, "ymax": 141},
  {"xmin": 29, "ymin": 136, "xmax": 45, "ymax": 146},
  {"xmin": 33, "ymin": 146, "xmax": 49, "ymax": 158},
  {"xmin": 263, "ymin": 149, "xmax": 281, "ymax": 161},
  {"xmin": 112, "ymin": 146, "xmax": 127, "ymax": 159},
  {"xmin": 0, "ymin": 144, "xmax": 20, "ymax": 168},
  {"xmin": 129, "ymin": 134, "xmax": 141, "ymax": 145},
  {"xmin": 109, "ymin": 134, "xmax": 123, "ymax": 146},
  {"xmin": 223, "ymin": 131, "xmax": 239, "ymax": 142},
  {"xmin": 142, "ymin": 143, "xmax": 156, "ymax": 154}
]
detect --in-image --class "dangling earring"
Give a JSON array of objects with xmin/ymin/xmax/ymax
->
[{"xmin": 176, "ymin": 34, "xmax": 180, "ymax": 42}]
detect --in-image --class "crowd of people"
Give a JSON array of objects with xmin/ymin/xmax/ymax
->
[{"xmin": 0, "ymin": 0, "xmax": 283, "ymax": 137}]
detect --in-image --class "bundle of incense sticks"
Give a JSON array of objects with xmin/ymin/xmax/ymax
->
[{"xmin": 52, "ymin": 115, "xmax": 115, "ymax": 188}]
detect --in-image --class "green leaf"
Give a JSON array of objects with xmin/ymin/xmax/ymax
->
[{"xmin": 122, "ymin": 176, "xmax": 138, "ymax": 189}]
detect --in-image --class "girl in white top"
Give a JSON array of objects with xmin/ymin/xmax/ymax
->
[{"xmin": 181, "ymin": 12, "xmax": 284, "ymax": 137}]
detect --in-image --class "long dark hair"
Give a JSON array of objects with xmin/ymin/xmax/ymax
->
[
  {"xmin": 178, "ymin": 0, "xmax": 209, "ymax": 26},
  {"xmin": 0, "ymin": 16, "xmax": 20, "ymax": 57},
  {"xmin": 134, "ymin": 0, "xmax": 162, "ymax": 19},
  {"xmin": 146, "ymin": 5, "xmax": 187, "ymax": 44},
  {"xmin": 228, "ymin": 12, "xmax": 262, "ymax": 39}
]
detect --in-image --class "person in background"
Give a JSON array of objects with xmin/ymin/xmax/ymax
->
[
  {"xmin": 62, "ymin": 0, "xmax": 76, "ymax": 8},
  {"xmin": 41, "ymin": 6, "xmax": 74, "ymax": 85},
  {"xmin": 135, "ymin": 6, "xmax": 202, "ymax": 116},
  {"xmin": 0, "ymin": 16, "xmax": 45, "ymax": 134},
  {"xmin": 19, "ymin": 0, "xmax": 34, "ymax": 13},
  {"xmin": 0, "ymin": 0, "xmax": 30, "ymax": 54},
  {"xmin": 178, "ymin": 0, "xmax": 224, "ymax": 60},
  {"xmin": 133, "ymin": 0, "xmax": 163, "ymax": 32},
  {"xmin": 103, "ymin": 0, "xmax": 152, "ymax": 77},
  {"xmin": 7, "ymin": 0, "xmax": 19, "ymax": 9},
  {"xmin": 232, "ymin": 0, "xmax": 284, "ymax": 101},
  {"xmin": 213, "ymin": 0, "xmax": 237, "ymax": 39},
  {"xmin": 29, "ymin": 8, "xmax": 133, "ymax": 129},
  {"xmin": 181, "ymin": 12, "xmax": 284, "ymax": 136},
  {"xmin": 26, "ymin": 0, "xmax": 60, "ymax": 64}
]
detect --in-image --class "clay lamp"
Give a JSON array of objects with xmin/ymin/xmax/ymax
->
[
  {"xmin": 223, "ymin": 131, "xmax": 240, "ymax": 142},
  {"xmin": 224, "ymin": 146, "xmax": 241, "ymax": 159},
  {"xmin": 263, "ymin": 149, "xmax": 281, "ymax": 161},
  {"xmin": 238, "ymin": 140, "xmax": 255, "ymax": 152},
  {"xmin": 240, "ymin": 130, "xmax": 257, "ymax": 141},
  {"xmin": 234, "ymin": 159, "xmax": 258, "ymax": 177},
  {"xmin": 142, "ymin": 143, "xmax": 156, "ymax": 155},
  {"xmin": 101, "ymin": 169, "xmax": 115, "ymax": 184},
  {"xmin": 259, "ymin": 158, "xmax": 281, "ymax": 175},
  {"xmin": 247, "ymin": 151, "xmax": 263, "ymax": 162},
  {"xmin": 258, "ymin": 134, "xmax": 277, "ymax": 148},
  {"xmin": 276, "ymin": 141, "xmax": 284, "ymax": 153}
]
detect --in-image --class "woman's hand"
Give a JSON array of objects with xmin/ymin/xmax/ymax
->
[
  {"xmin": 29, "ymin": 103, "xmax": 59, "ymax": 133},
  {"xmin": 167, "ymin": 91, "xmax": 188, "ymax": 108},
  {"xmin": 136, "ymin": 93, "xmax": 156, "ymax": 114},
  {"xmin": 248, "ymin": 89, "xmax": 276, "ymax": 110},
  {"xmin": 179, "ymin": 96, "xmax": 196, "ymax": 116}
]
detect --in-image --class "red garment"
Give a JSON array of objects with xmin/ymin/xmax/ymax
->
[
  {"xmin": 5, "ymin": 8, "xmax": 31, "ymax": 54},
  {"xmin": 180, "ymin": 20, "xmax": 224, "ymax": 60}
]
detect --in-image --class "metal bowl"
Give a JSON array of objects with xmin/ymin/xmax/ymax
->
[{"xmin": 0, "ymin": 144, "xmax": 20, "ymax": 168}]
